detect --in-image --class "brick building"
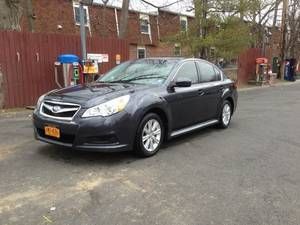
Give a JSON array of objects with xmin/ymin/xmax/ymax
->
[{"xmin": 19, "ymin": 0, "xmax": 194, "ymax": 60}]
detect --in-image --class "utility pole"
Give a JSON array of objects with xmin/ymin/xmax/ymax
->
[
  {"xmin": 79, "ymin": 1, "xmax": 87, "ymax": 61},
  {"xmin": 119, "ymin": 0, "xmax": 130, "ymax": 38},
  {"xmin": 279, "ymin": 0, "xmax": 288, "ymax": 80}
]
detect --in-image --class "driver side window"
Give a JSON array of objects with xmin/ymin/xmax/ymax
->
[{"xmin": 175, "ymin": 61, "xmax": 199, "ymax": 84}]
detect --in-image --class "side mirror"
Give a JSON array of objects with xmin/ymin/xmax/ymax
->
[
  {"xmin": 175, "ymin": 79, "xmax": 192, "ymax": 87},
  {"xmin": 167, "ymin": 78, "xmax": 192, "ymax": 92}
]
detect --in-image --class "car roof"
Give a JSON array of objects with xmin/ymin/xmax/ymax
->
[
  {"xmin": 129, "ymin": 57, "xmax": 216, "ymax": 67},
  {"xmin": 143, "ymin": 57, "xmax": 185, "ymax": 60},
  {"xmin": 136, "ymin": 57, "xmax": 209, "ymax": 63},
  {"xmin": 136, "ymin": 57, "xmax": 217, "ymax": 72}
]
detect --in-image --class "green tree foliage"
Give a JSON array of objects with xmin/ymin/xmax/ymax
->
[
  {"xmin": 210, "ymin": 18, "xmax": 251, "ymax": 60},
  {"xmin": 164, "ymin": 0, "xmax": 277, "ymax": 61},
  {"xmin": 164, "ymin": 12, "xmax": 251, "ymax": 60}
]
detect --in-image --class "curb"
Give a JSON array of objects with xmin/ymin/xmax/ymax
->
[
  {"xmin": 238, "ymin": 80, "xmax": 299, "ymax": 92},
  {"xmin": 0, "ymin": 109, "xmax": 32, "ymax": 119}
]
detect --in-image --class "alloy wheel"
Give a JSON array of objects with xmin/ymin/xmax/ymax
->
[
  {"xmin": 222, "ymin": 103, "xmax": 231, "ymax": 126},
  {"xmin": 142, "ymin": 119, "xmax": 162, "ymax": 152}
]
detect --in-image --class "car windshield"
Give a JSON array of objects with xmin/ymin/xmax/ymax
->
[{"xmin": 98, "ymin": 59, "xmax": 179, "ymax": 85}]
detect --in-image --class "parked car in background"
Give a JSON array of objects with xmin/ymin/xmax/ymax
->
[{"xmin": 33, "ymin": 58, "xmax": 238, "ymax": 157}]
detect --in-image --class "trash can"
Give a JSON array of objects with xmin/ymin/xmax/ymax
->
[
  {"xmin": 54, "ymin": 54, "xmax": 81, "ymax": 87},
  {"xmin": 284, "ymin": 58, "xmax": 296, "ymax": 81},
  {"xmin": 272, "ymin": 57, "xmax": 280, "ymax": 74}
]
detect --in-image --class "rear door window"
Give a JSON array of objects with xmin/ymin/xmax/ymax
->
[
  {"xmin": 197, "ymin": 61, "xmax": 218, "ymax": 83},
  {"xmin": 214, "ymin": 67, "xmax": 222, "ymax": 81}
]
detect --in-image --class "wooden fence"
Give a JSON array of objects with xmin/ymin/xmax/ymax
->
[
  {"xmin": 0, "ymin": 31, "xmax": 271, "ymax": 109},
  {"xmin": 237, "ymin": 48, "xmax": 270, "ymax": 85},
  {"xmin": 0, "ymin": 31, "xmax": 129, "ymax": 108}
]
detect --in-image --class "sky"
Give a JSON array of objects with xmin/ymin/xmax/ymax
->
[
  {"xmin": 94, "ymin": 0, "xmax": 194, "ymax": 16},
  {"xmin": 93, "ymin": 0, "xmax": 283, "ymax": 26}
]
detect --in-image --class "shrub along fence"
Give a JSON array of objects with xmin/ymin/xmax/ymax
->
[{"xmin": 0, "ymin": 31, "xmax": 129, "ymax": 108}]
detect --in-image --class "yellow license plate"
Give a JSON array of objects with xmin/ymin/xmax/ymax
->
[{"xmin": 44, "ymin": 126, "xmax": 60, "ymax": 139}]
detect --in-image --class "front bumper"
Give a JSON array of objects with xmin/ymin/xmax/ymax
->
[{"xmin": 33, "ymin": 111, "xmax": 136, "ymax": 152}]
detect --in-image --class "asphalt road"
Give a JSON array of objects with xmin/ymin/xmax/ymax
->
[{"xmin": 0, "ymin": 83, "xmax": 300, "ymax": 225}]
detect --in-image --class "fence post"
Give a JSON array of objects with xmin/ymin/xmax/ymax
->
[{"xmin": 0, "ymin": 68, "xmax": 3, "ymax": 109}]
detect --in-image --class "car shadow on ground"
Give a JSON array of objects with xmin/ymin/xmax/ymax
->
[
  {"xmin": 37, "ymin": 145, "xmax": 138, "ymax": 166},
  {"xmin": 37, "ymin": 123, "xmax": 232, "ymax": 165}
]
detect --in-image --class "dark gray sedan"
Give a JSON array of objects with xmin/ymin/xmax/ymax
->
[{"xmin": 33, "ymin": 58, "xmax": 238, "ymax": 157}]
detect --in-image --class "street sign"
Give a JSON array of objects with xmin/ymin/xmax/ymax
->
[
  {"xmin": 102, "ymin": 54, "xmax": 109, "ymax": 62},
  {"xmin": 87, "ymin": 53, "xmax": 109, "ymax": 63}
]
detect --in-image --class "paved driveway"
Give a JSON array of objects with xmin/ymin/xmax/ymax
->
[{"xmin": 0, "ymin": 83, "xmax": 300, "ymax": 225}]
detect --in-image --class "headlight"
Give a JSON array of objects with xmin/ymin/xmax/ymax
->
[
  {"xmin": 34, "ymin": 94, "xmax": 46, "ymax": 112},
  {"xmin": 82, "ymin": 95, "xmax": 130, "ymax": 118},
  {"xmin": 34, "ymin": 90, "xmax": 57, "ymax": 112}
]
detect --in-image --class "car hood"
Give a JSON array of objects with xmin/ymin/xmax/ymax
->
[{"xmin": 45, "ymin": 82, "xmax": 150, "ymax": 107}]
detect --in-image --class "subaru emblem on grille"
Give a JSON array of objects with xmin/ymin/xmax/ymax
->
[
  {"xmin": 52, "ymin": 105, "xmax": 61, "ymax": 113},
  {"xmin": 41, "ymin": 101, "xmax": 80, "ymax": 121}
]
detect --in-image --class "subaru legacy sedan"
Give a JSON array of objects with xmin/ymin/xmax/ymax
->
[{"xmin": 33, "ymin": 58, "xmax": 238, "ymax": 157}]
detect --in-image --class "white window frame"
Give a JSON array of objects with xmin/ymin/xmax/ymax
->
[
  {"xmin": 137, "ymin": 46, "xmax": 146, "ymax": 59},
  {"xmin": 180, "ymin": 16, "xmax": 188, "ymax": 32},
  {"xmin": 140, "ymin": 14, "xmax": 150, "ymax": 34},
  {"xmin": 73, "ymin": 2, "xmax": 90, "ymax": 27}
]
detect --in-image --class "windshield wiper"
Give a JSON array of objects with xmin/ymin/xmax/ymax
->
[
  {"xmin": 124, "ymin": 75, "xmax": 166, "ymax": 83},
  {"xmin": 110, "ymin": 73, "xmax": 166, "ymax": 83}
]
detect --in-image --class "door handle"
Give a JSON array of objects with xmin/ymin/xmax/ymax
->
[{"xmin": 198, "ymin": 89, "xmax": 205, "ymax": 96}]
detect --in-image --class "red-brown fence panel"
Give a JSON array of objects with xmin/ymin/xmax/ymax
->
[
  {"xmin": 0, "ymin": 31, "xmax": 129, "ymax": 108},
  {"xmin": 237, "ymin": 48, "xmax": 265, "ymax": 85}
]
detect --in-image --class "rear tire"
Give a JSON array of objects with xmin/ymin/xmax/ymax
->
[
  {"xmin": 218, "ymin": 100, "xmax": 232, "ymax": 129},
  {"xmin": 134, "ymin": 113, "xmax": 164, "ymax": 157}
]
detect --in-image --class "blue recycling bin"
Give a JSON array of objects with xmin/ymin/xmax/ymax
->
[
  {"xmin": 54, "ymin": 54, "xmax": 81, "ymax": 87},
  {"xmin": 284, "ymin": 58, "xmax": 296, "ymax": 81}
]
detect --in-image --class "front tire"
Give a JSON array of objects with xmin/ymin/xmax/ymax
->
[
  {"xmin": 218, "ymin": 100, "xmax": 232, "ymax": 129},
  {"xmin": 134, "ymin": 113, "xmax": 164, "ymax": 157}
]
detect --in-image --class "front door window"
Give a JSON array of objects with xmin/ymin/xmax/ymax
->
[{"xmin": 175, "ymin": 61, "xmax": 198, "ymax": 84}]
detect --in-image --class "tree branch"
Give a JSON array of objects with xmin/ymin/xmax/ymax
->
[{"xmin": 140, "ymin": 0, "xmax": 184, "ymax": 9}]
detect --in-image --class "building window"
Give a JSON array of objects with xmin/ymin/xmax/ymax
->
[
  {"xmin": 174, "ymin": 44, "xmax": 181, "ymax": 56},
  {"xmin": 180, "ymin": 16, "xmax": 188, "ymax": 32},
  {"xmin": 137, "ymin": 46, "xmax": 146, "ymax": 59},
  {"xmin": 73, "ymin": 3, "xmax": 89, "ymax": 26},
  {"xmin": 140, "ymin": 14, "xmax": 150, "ymax": 34}
]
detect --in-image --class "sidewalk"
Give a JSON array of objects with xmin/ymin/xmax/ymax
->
[
  {"xmin": 238, "ymin": 79, "xmax": 299, "ymax": 92},
  {"xmin": 0, "ymin": 108, "xmax": 32, "ymax": 120}
]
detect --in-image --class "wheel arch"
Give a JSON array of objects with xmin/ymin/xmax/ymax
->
[
  {"xmin": 217, "ymin": 94, "xmax": 235, "ymax": 119},
  {"xmin": 225, "ymin": 96, "xmax": 234, "ymax": 114},
  {"xmin": 141, "ymin": 107, "xmax": 170, "ymax": 141}
]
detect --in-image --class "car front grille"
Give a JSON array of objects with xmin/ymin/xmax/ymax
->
[{"xmin": 40, "ymin": 100, "xmax": 80, "ymax": 121}]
